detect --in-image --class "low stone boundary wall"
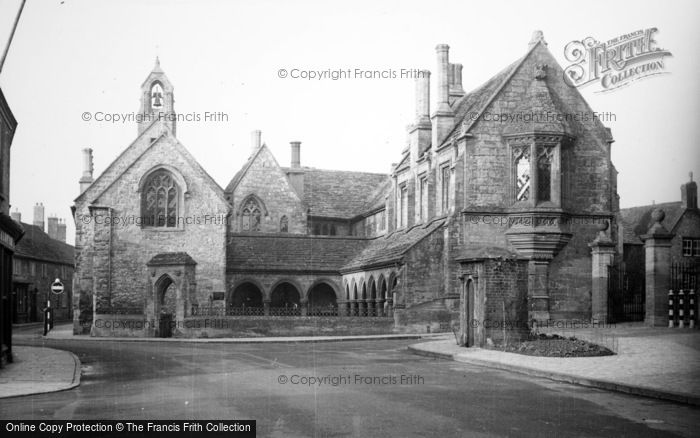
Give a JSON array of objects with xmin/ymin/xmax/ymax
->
[
  {"xmin": 91, "ymin": 314, "xmax": 148, "ymax": 337},
  {"xmin": 179, "ymin": 316, "xmax": 396, "ymax": 338}
]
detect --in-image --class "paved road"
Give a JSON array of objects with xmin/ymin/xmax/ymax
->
[{"xmin": 2, "ymin": 338, "xmax": 698, "ymax": 437}]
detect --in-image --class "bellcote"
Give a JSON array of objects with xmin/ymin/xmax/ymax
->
[{"xmin": 138, "ymin": 57, "xmax": 176, "ymax": 137}]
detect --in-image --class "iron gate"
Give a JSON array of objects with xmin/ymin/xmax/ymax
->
[{"xmin": 607, "ymin": 265, "xmax": 645, "ymax": 323}]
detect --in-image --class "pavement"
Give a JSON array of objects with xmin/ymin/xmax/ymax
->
[
  {"xmin": 0, "ymin": 345, "xmax": 81, "ymax": 399},
  {"xmin": 409, "ymin": 322, "xmax": 700, "ymax": 406}
]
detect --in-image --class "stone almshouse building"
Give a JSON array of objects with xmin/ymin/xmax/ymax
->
[{"xmin": 73, "ymin": 32, "xmax": 619, "ymax": 344}]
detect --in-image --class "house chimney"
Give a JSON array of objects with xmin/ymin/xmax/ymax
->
[
  {"xmin": 290, "ymin": 141, "xmax": 301, "ymax": 168},
  {"xmin": 681, "ymin": 171, "xmax": 698, "ymax": 210},
  {"xmin": 57, "ymin": 219, "xmax": 67, "ymax": 243},
  {"xmin": 79, "ymin": 148, "xmax": 94, "ymax": 193},
  {"xmin": 416, "ymin": 70, "xmax": 431, "ymax": 123},
  {"xmin": 47, "ymin": 216, "xmax": 59, "ymax": 239},
  {"xmin": 432, "ymin": 44, "xmax": 454, "ymax": 151},
  {"xmin": 10, "ymin": 209, "xmax": 21, "ymax": 223},
  {"xmin": 448, "ymin": 63, "xmax": 465, "ymax": 100},
  {"xmin": 409, "ymin": 70, "xmax": 432, "ymax": 166},
  {"xmin": 33, "ymin": 203, "xmax": 45, "ymax": 231},
  {"xmin": 250, "ymin": 130, "xmax": 262, "ymax": 154}
]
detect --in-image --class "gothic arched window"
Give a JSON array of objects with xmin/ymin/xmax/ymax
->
[
  {"xmin": 142, "ymin": 169, "xmax": 179, "ymax": 228},
  {"xmin": 241, "ymin": 198, "xmax": 262, "ymax": 231},
  {"xmin": 280, "ymin": 215, "xmax": 288, "ymax": 232}
]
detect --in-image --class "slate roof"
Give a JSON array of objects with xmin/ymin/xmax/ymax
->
[
  {"xmin": 292, "ymin": 168, "xmax": 390, "ymax": 219},
  {"xmin": 227, "ymin": 234, "xmax": 370, "ymax": 273},
  {"xmin": 454, "ymin": 246, "xmax": 524, "ymax": 262},
  {"xmin": 618, "ymin": 201, "xmax": 687, "ymax": 245},
  {"xmin": 15, "ymin": 222, "xmax": 74, "ymax": 266},
  {"xmin": 147, "ymin": 252, "xmax": 197, "ymax": 266},
  {"xmin": 341, "ymin": 219, "xmax": 446, "ymax": 271}
]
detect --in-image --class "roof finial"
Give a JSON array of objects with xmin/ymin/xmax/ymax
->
[
  {"xmin": 690, "ymin": 171, "xmax": 694, "ymax": 182},
  {"xmin": 153, "ymin": 56, "xmax": 163, "ymax": 73},
  {"xmin": 529, "ymin": 30, "xmax": 547, "ymax": 47}
]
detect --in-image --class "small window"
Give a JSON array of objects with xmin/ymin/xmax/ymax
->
[
  {"xmin": 441, "ymin": 165, "xmax": 451, "ymax": 212},
  {"xmin": 241, "ymin": 198, "xmax": 262, "ymax": 231},
  {"xmin": 420, "ymin": 177, "xmax": 429, "ymax": 221},
  {"xmin": 683, "ymin": 238, "xmax": 700, "ymax": 257},
  {"xmin": 330, "ymin": 225, "xmax": 336, "ymax": 236},
  {"xmin": 514, "ymin": 146, "xmax": 531, "ymax": 201},
  {"xmin": 537, "ymin": 146, "xmax": 554, "ymax": 203}
]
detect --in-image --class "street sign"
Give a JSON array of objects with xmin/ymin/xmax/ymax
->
[{"xmin": 51, "ymin": 278, "xmax": 64, "ymax": 295}]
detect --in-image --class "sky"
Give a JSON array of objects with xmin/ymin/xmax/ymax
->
[{"xmin": 0, "ymin": 0, "xmax": 698, "ymax": 245}]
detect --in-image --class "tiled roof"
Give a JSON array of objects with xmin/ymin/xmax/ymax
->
[
  {"xmin": 342, "ymin": 219, "xmax": 446, "ymax": 271},
  {"xmin": 299, "ymin": 169, "xmax": 390, "ymax": 219},
  {"xmin": 619, "ymin": 201, "xmax": 687, "ymax": 245},
  {"xmin": 147, "ymin": 252, "xmax": 197, "ymax": 266},
  {"xmin": 15, "ymin": 222, "xmax": 74, "ymax": 266},
  {"xmin": 227, "ymin": 234, "xmax": 370, "ymax": 273}
]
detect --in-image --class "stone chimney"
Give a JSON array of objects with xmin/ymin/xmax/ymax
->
[
  {"xmin": 47, "ymin": 216, "xmax": 59, "ymax": 240},
  {"xmin": 290, "ymin": 141, "xmax": 301, "ymax": 168},
  {"xmin": 681, "ymin": 172, "xmax": 698, "ymax": 210},
  {"xmin": 33, "ymin": 203, "xmax": 45, "ymax": 231},
  {"xmin": 448, "ymin": 63, "xmax": 465, "ymax": 100},
  {"xmin": 409, "ymin": 70, "xmax": 432, "ymax": 166},
  {"xmin": 57, "ymin": 219, "xmax": 67, "ymax": 243},
  {"xmin": 79, "ymin": 148, "xmax": 94, "ymax": 193},
  {"xmin": 250, "ymin": 130, "xmax": 262, "ymax": 155},
  {"xmin": 10, "ymin": 209, "xmax": 21, "ymax": 223},
  {"xmin": 431, "ymin": 44, "xmax": 454, "ymax": 152},
  {"xmin": 287, "ymin": 141, "xmax": 304, "ymax": 196}
]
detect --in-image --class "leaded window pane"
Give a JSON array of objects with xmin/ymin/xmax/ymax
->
[{"xmin": 142, "ymin": 170, "xmax": 179, "ymax": 228}]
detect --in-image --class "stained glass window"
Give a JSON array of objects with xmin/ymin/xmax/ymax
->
[{"xmin": 143, "ymin": 170, "xmax": 179, "ymax": 227}]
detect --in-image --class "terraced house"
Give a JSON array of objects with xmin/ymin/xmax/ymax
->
[{"xmin": 73, "ymin": 32, "xmax": 620, "ymax": 344}]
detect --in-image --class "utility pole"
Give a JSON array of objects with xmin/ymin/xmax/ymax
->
[{"xmin": 0, "ymin": 0, "xmax": 26, "ymax": 75}]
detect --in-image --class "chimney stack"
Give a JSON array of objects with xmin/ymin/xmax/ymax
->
[
  {"xmin": 33, "ymin": 203, "xmax": 45, "ymax": 231},
  {"xmin": 448, "ymin": 63, "xmax": 465, "ymax": 100},
  {"xmin": 10, "ymin": 209, "xmax": 21, "ymax": 223},
  {"xmin": 250, "ymin": 130, "xmax": 262, "ymax": 154},
  {"xmin": 290, "ymin": 141, "xmax": 301, "ymax": 168},
  {"xmin": 431, "ymin": 44, "xmax": 454, "ymax": 151},
  {"xmin": 79, "ymin": 148, "xmax": 94, "ymax": 193},
  {"xmin": 416, "ymin": 70, "xmax": 431, "ymax": 123},
  {"xmin": 409, "ymin": 70, "xmax": 432, "ymax": 166},
  {"xmin": 681, "ymin": 171, "xmax": 698, "ymax": 210},
  {"xmin": 47, "ymin": 216, "xmax": 59, "ymax": 240},
  {"xmin": 57, "ymin": 219, "xmax": 67, "ymax": 243}
]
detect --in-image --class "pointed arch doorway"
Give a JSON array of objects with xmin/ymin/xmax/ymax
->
[{"xmin": 146, "ymin": 252, "xmax": 197, "ymax": 337}]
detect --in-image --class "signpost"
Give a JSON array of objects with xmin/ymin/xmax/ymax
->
[{"xmin": 44, "ymin": 278, "xmax": 63, "ymax": 336}]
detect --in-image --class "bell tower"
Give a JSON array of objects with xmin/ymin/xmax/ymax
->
[{"xmin": 138, "ymin": 57, "xmax": 176, "ymax": 136}]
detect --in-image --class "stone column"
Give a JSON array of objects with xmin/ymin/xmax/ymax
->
[
  {"xmin": 300, "ymin": 300, "xmax": 308, "ymax": 317},
  {"xmin": 589, "ymin": 222, "xmax": 616, "ymax": 323},
  {"xmin": 641, "ymin": 209, "xmax": 674, "ymax": 327},
  {"xmin": 263, "ymin": 300, "xmax": 270, "ymax": 316},
  {"xmin": 375, "ymin": 299, "xmax": 384, "ymax": 317}
]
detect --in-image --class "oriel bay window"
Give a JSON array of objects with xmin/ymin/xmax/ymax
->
[{"xmin": 508, "ymin": 135, "xmax": 566, "ymax": 207}]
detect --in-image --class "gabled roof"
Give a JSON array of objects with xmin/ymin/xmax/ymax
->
[
  {"xmin": 227, "ymin": 234, "xmax": 369, "ymax": 273},
  {"xmin": 15, "ymin": 222, "xmax": 74, "ymax": 266},
  {"xmin": 77, "ymin": 123, "xmax": 226, "ymax": 206},
  {"xmin": 224, "ymin": 144, "xmax": 266, "ymax": 193},
  {"xmin": 301, "ymin": 169, "xmax": 390, "ymax": 219},
  {"xmin": 619, "ymin": 201, "xmax": 688, "ymax": 245},
  {"xmin": 341, "ymin": 218, "xmax": 446, "ymax": 272}
]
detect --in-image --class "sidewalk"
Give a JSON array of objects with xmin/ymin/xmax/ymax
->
[
  {"xmin": 409, "ymin": 323, "xmax": 700, "ymax": 406},
  {"xmin": 0, "ymin": 346, "xmax": 81, "ymax": 399}
]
